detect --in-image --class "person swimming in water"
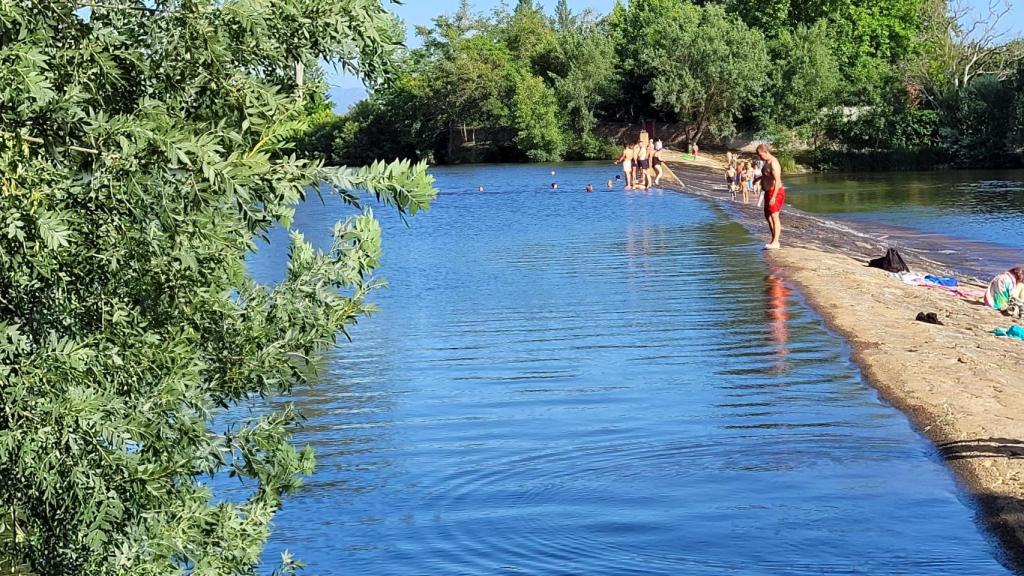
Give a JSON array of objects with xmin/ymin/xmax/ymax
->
[{"xmin": 586, "ymin": 184, "xmax": 594, "ymax": 192}]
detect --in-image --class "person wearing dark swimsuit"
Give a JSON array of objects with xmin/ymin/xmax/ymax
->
[
  {"xmin": 636, "ymin": 143, "xmax": 650, "ymax": 189},
  {"xmin": 651, "ymin": 140, "xmax": 665, "ymax": 186}
]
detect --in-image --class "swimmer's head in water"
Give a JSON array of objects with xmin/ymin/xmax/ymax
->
[{"xmin": 551, "ymin": 182, "xmax": 558, "ymax": 189}]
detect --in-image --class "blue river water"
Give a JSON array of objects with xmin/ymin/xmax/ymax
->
[
  {"xmin": 247, "ymin": 163, "xmax": 1013, "ymax": 574},
  {"xmin": 786, "ymin": 170, "xmax": 1024, "ymax": 254}
]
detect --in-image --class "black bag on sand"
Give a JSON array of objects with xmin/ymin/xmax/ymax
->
[{"xmin": 868, "ymin": 248, "xmax": 909, "ymax": 273}]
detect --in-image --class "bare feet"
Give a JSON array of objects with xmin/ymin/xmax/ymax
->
[{"xmin": 763, "ymin": 243, "xmax": 781, "ymax": 250}]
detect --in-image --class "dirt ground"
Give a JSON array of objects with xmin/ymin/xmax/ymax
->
[{"xmin": 663, "ymin": 155, "xmax": 1024, "ymax": 569}]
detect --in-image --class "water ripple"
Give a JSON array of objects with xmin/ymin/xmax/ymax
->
[{"xmin": 245, "ymin": 163, "xmax": 1012, "ymax": 575}]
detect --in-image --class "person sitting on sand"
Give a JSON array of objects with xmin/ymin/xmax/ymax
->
[
  {"xmin": 757, "ymin": 143, "xmax": 784, "ymax": 250},
  {"xmin": 985, "ymin": 267, "xmax": 1024, "ymax": 312}
]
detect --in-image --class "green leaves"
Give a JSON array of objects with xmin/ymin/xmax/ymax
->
[
  {"xmin": 0, "ymin": 0, "xmax": 435, "ymax": 574},
  {"xmin": 650, "ymin": 4, "xmax": 768, "ymax": 143}
]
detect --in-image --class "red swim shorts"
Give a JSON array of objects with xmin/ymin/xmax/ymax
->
[{"xmin": 764, "ymin": 187, "xmax": 785, "ymax": 217}]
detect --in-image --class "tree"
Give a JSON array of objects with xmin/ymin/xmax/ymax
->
[
  {"xmin": 759, "ymin": 21, "xmax": 843, "ymax": 139},
  {"xmin": 607, "ymin": 0, "xmax": 687, "ymax": 119},
  {"xmin": 499, "ymin": 0, "xmax": 559, "ymax": 77},
  {"xmin": 651, "ymin": 4, "xmax": 769, "ymax": 144},
  {"xmin": 911, "ymin": 0, "xmax": 1024, "ymax": 106},
  {"xmin": 511, "ymin": 72, "xmax": 567, "ymax": 161},
  {"xmin": 726, "ymin": 0, "xmax": 925, "ymax": 102},
  {"xmin": 0, "ymin": 0, "xmax": 435, "ymax": 573},
  {"xmin": 547, "ymin": 7, "xmax": 617, "ymax": 156},
  {"xmin": 943, "ymin": 74, "xmax": 1018, "ymax": 165}
]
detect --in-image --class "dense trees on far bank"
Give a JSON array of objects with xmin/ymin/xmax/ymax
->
[{"xmin": 302, "ymin": 0, "xmax": 1024, "ymax": 169}]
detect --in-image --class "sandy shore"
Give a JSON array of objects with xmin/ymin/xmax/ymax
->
[{"xmin": 663, "ymin": 154, "xmax": 1024, "ymax": 569}]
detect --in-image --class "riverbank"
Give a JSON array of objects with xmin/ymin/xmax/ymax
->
[{"xmin": 662, "ymin": 152, "xmax": 1024, "ymax": 569}]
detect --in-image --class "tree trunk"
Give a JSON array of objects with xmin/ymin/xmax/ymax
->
[{"xmin": 448, "ymin": 122, "xmax": 455, "ymax": 163}]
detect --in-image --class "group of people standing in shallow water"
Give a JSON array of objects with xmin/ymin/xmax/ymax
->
[
  {"xmin": 614, "ymin": 138, "xmax": 666, "ymax": 190},
  {"xmin": 611, "ymin": 131, "xmax": 784, "ymax": 250}
]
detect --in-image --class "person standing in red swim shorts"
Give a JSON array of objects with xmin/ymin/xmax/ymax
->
[{"xmin": 756, "ymin": 143, "xmax": 784, "ymax": 250}]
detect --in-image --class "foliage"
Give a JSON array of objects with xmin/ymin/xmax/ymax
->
[
  {"xmin": 296, "ymin": 0, "xmax": 1023, "ymax": 169},
  {"xmin": 548, "ymin": 9, "xmax": 617, "ymax": 157},
  {"xmin": 832, "ymin": 105, "xmax": 941, "ymax": 152},
  {"xmin": 909, "ymin": 0, "xmax": 1024, "ymax": 106},
  {"xmin": 0, "ymin": 0, "xmax": 435, "ymax": 574},
  {"xmin": 511, "ymin": 73, "xmax": 567, "ymax": 161},
  {"xmin": 650, "ymin": 4, "xmax": 768, "ymax": 143},
  {"xmin": 758, "ymin": 21, "xmax": 843, "ymax": 139},
  {"xmin": 942, "ymin": 75, "xmax": 1019, "ymax": 166},
  {"xmin": 607, "ymin": 0, "xmax": 687, "ymax": 120},
  {"xmin": 726, "ymin": 0, "xmax": 925, "ymax": 102}
]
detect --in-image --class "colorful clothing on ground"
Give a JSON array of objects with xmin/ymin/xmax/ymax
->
[{"xmin": 993, "ymin": 325, "xmax": 1024, "ymax": 340}]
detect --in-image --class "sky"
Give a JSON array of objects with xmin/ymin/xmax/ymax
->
[{"xmin": 326, "ymin": 0, "xmax": 1024, "ymax": 111}]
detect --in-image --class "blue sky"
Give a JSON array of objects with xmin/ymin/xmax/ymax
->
[{"xmin": 326, "ymin": 0, "xmax": 1024, "ymax": 111}]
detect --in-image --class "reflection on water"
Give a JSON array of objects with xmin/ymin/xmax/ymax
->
[
  {"xmin": 765, "ymin": 269, "xmax": 790, "ymax": 371},
  {"xmin": 242, "ymin": 163, "xmax": 1012, "ymax": 575}
]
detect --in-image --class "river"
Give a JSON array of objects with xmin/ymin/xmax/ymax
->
[
  {"xmin": 786, "ymin": 170, "xmax": 1024, "ymax": 276},
  {"xmin": 247, "ymin": 163, "xmax": 1015, "ymax": 574}
]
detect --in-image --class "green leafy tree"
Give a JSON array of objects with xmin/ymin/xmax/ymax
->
[
  {"xmin": 547, "ymin": 6, "xmax": 617, "ymax": 157},
  {"xmin": 499, "ymin": 0, "xmax": 559, "ymax": 77},
  {"xmin": 759, "ymin": 21, "xmax": 843, "ymax": 139},
  {"xmin": 943, "ymin": 74, "xmax": 1018, "ymax": 166},
  {"xmin": 725, "ymin": 0, "xmax": 924, "ymax": 102},
  {"xmin": 0, "ymin": 0, "xmax": 435, "ymax": 574},
  {"xmin": 651, "ymin": 4, "xmax": 768, "ymax": 144},
  {"xmin": 511, "ymin": 72, "xmax": 567, "ymax": 161},
  {"xmin": 607, "ymin": 0, "xmax": 687, "ymax": 119}
]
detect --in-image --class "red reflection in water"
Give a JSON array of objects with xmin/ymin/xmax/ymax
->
[{"xmin": 766, "ymin": 268, "xmax": 790, "ymax": 369}]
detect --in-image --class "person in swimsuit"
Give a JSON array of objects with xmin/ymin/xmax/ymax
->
[
  {"xmin": 636, "ymin": 141, "xmax": 651, "ymax": 190},
  {"xmin": 725, "ymin": 163, "xmax": 737, "ymax": 199},
  {"xmin": 652, "ymin": 140, "xmax": 665, "ymax": 186},
  {"xmin": 757, "ymin": 143, "xmax": 784, "ymax": 250},
  {"xmin": 615, "ymin": 143, "xmax": 636, "ymax": 189}
]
